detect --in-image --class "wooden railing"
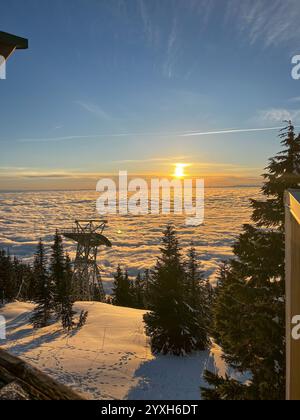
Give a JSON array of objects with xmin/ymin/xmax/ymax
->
[{"xmin": 0, "ymin": 349, "xmax": 84, "ymax": 400}]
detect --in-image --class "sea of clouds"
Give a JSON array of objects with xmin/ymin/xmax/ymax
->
[{"xmin": 0, "ymin": 187, "xmax": 260, "ymax": 292}]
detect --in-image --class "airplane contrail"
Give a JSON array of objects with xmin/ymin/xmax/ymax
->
[
  {"xmin": 15, "ymin": 125, "xmax": 295, "ymax": 143},
  {"xmin": 181, "ymin": 126, "xmax": 294, "ymax": 137}
]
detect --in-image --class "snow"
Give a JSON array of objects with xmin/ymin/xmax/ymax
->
[{"xmin": 0, "ymin": 302, "xmax": 225, "ymax": 400}]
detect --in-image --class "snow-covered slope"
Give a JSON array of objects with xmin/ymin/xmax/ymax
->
[{"xmin": 0, "ymin": 302, "xmax": 224, "ymax": 400}]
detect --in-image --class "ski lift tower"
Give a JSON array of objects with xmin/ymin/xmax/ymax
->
[{"xmin": 61, "ymin": 220, "xmax": 112, "ymax": 302}]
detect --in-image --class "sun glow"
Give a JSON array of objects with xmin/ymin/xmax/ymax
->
[{"xmin": 174, "ymin": 163, "xmax": 188, "ymax": 178}]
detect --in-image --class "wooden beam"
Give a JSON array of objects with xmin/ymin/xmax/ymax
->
[
  {"xmin": 0, "ymin": 31, "xmax": 28, "ymax": 61},
  {"xmin": 0, "ymin": 44, "xmax": 16, "ymax": 60},
  {"xmin": 0, "ymin": 31, "xmax": 28, "ymax": 49},
  {"xmin": 0, "ymin": 350, "xmax": 85, "ymax": 400},
  {"xmin": 285, "ymin": 190, "xmax": 300, "ymax": 400}
]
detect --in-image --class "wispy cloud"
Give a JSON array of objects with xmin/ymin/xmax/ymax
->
[
  {"xmin": 114, "ymin": 156, "xmax": 191, "ymax": 164},
  {"xmin": 289, "ymin": 97, "xmax": 300, "ymax": 103},
  {"xmin": 162, "ymin": 16, "xmax": 179, "ymax": 79},
  {"xmin": 76, "ymin": 101, "xmax": 112, "ymax": 120},
  {"xmin": 17, "ymin": 135, "xmax": 101, "ymax": 143},
  {"xmin": 138, "ymin": 0, "xmax": 160, "ymax": 48},
  {"xmin": 258, "ymin": 108, "xmax": 300, "ymax": 123},
  {"xmin": 226, "ymin": 0, "xmax": 300, "ymax": 48},
  {"xmin": 188, "ymin": 0, "xmax": 215, "ymax": 26},
  {"xmin": 0, "ymin": 167, "xmax": 112, "ymax": 180}
]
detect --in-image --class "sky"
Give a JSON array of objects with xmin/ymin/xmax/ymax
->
[{"xmin": 1, "ymin": 0, "xmax": 300, "ymax": 190}]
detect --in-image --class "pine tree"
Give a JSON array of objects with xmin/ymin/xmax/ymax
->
[
  {"xmin": 12, "ymin": 256, "xmax": 34, "ymax": 301},
  {"xmin": 185, "ymin": 246, "xmax": 211, "ymax": 350},
  {"xmin": 143, "ymin": 269, "xmax": 151, "ymax": 309},
  {"xmin": 51, "ymin": 231, "xmax": 65, "ymax": 313},
  {"xmin": 203, "ymin": 122, "xmax": 300, "ymax": 400},
  {"xmin": 77, "ymin": 310, "xmax": 89, "ymax": 329},
  {"xmin": 0, "ymin": 249, "xmax": 14, "ymax": 302},
  {"xmin": 60, "ymin": 254, "xmax": 75, "ymax": 330},
  {"xmin": 210, "ymin": 262, "xmax": 230, "ymax": 345},
  {"xmin": 31, "ymin": 240, "xmax": 53, "ymax": 328},
  {"xmin": 144, "ymin": 225, "xmax": 208, "ymax": 356},
  {"xmin": 91, "ymin": 281, "xmax": 104, "ymax": 302},
  {"xmin": 112, "ymin": 265, "xmax": 132, "ymax": 307},
  {"xmin": 202, "ymin": 371, "xmax": 248, "ymax": 401},
  {"xmin": 131, "ymin": 273, "xmax": 145, "ymax": 309},
  {"xmin": 252, "ymin": 121, "xmax": 300, "ymax": 227},
  {"xmin": 124, "ymin": 270, "xmax": 133, "ymax": 307},
  {"xmin": 0, "ymin": 249, "xmax": 34, "ymax": 303},
  {"xmin": 50, "ymin": 232, "xmax": 74, "ymax": 330},
  {"xmin": 112, "ymin": 265, "xmax": 123, "ymax": 305}
]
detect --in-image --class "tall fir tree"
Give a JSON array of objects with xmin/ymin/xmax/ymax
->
[
  {"xmin": 0, "ymin": 248, "xmax": 35, "ymax": 303},
  {"xmin": 203, "ymin": 122, "xmax": 300, "ymax": 400},
  {"xmin": 60, "ymin": 254, "xmax": 75, "ymax": 330},
  {"xmin": 112, "ymin": 265, "xmax": 123, "ymax": 305},
  {"xmin": 31, "ymin": 240, "xmax": 53, "ymax": 328},
  {"xmin": 17, "ymin": 262, "xmax": 36, "ymax": 302},
  {"xmin": 0, "ymin": 249, "xmax": 14, "ymax": 302},
  {"xmin": 124, "ymin": 270, "xmax": 133, "ymax": 307},
  {"xmin": 50, "ymin": 231, "xmax": 74, "ymax": 329},
  {"xmin": 112, "ymin": 265, "xmax": 132, "ymax": 307},
  {"xmin": 143, "ymin": 269, "xmax": 151, "ymax": 309},
  {"xmin": 50, "ymin": 231, "xmax": 65, "ymax": 309},
  {"xmin": 144, "ymin": 225, "xmax": 208, "ymax": 355},
  {"xmin": 131, "ymin": 273, "xmax": 145, "ymax": 309},
  {"xmin": 13, "ymin": 256, "xmax": 35, "ymax": 301},
  {"xmin": 185, "ymin": 246, "xmax": 211, "ymax": 350}
]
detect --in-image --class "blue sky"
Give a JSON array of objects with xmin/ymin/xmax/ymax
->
[{"xmin": 1, "ymin": 0, "xmax": 300, "ymax": 189}]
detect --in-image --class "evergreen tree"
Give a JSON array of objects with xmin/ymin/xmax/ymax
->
[
  {"xmin": 112, "ymin": 265, "xmax": 124, "ymax": 305},
  {"xmin": 31, "ymin": 240, "xmax": 53, "ymax": 328},
  {"xmin": 12, "ymin": 256, "xmax": 35, "ymax": 301},
  {"xmin": 77, "ymin": 310, "xmax": 89, "ymax": 329},
  {"xmin": 17, "ymin": 265, "xmax": 34, "ymax": 301},
  {"xmin": 50, "ymin": 232, "xmax": 74, "ymax": 330},
  {"xmin": 210, "ymin": 262, "xmax": 230, "ymax": 344},
  {"xmin": 202, "ymin": 371, "xmax": 248, "ymax": 401},
  {"xmin": 50, "ymin": 231, "xmax": 65, "ymax": 312},
  {"xmin": 60, "ymin": 254, "xmax": 75, "ymax": 330},
  {"xmin": 0, "ymin": 248, "xmax": 34, "ymax": 303},
  {"xmin": 185, "ymin": 246, "xmax": 210, "ymax": 350},
  {"xmin": 112, "ymin": 265, "xmax": 132, "ymax": 307},
  {"xmin": 91, "ymin": 281, "xmax": 104, "ymax": 302},
  {"xmin": 252, "ymin": 122, "xmax": 300, "ymax": 227},
  {"xmin": 143, "ymin": 269, "xmax": 151, "ymax": 309},
  {"xmin": 131, "ymin": 273, "xmax": 145, "ymax": 309},
  {"xmin": 203, "ymin": 122, "xmax": 300, "ymax": 400},
  {"xmin": 124, "ymin": 270, "xmax": 133, "ymax": 307},
  {"xmin": 0, "ymin": 249, "xmax": 14, "ymax": 302},
  {"xmin": 144, "ymin": 225, "xmax": 208, "ymax": 355}
]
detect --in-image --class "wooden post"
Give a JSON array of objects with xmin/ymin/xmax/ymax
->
[{"xmin": 285, "ymin": 190, "xmax": 300, "ymax": 400}]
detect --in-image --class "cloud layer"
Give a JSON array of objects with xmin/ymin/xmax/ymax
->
[{"xmin": 0, "ymin": 188, "xmax": 260, "ymax": 289}]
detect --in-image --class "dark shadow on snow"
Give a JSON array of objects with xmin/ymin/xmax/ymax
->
[{"xmin": 126, "ymin": 351, "xmax": 217, "ymax": 400}]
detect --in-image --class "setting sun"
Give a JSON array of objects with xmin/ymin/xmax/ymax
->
[{"xmin": 174, "ymin": 163, "xmax": 188, "ymax": 178}]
